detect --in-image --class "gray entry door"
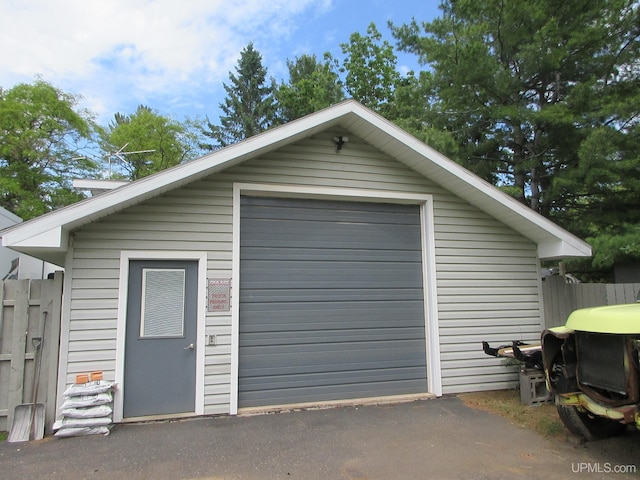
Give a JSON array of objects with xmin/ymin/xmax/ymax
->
[
  {"xmin": 124, "ymin": 260, "xmax": 198, "ymax": 418},
  {"xmin": 239, "ymin": 197, "xmax": 427, "ymax": 408}
]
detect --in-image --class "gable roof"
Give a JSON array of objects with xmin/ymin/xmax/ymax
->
[{"xmin": 1, "ymin": 100, "xmax": 591, "ymax": 266}]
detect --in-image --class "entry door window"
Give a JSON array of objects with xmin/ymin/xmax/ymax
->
[{"xmin": 140, "ymin": 268, "xmax": 186, "ymax": 338}]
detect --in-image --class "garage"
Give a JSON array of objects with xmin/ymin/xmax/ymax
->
[
  {"xmin": 2, "ymin": 101, "xmax": 594, "ymax": 423},
  {"xmin": 238, "ymin": 196, "xmax": 428, "ymax": 408}
]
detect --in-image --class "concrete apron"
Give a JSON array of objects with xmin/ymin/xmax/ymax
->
[{"xmin": 238, "ymin": 393, "xmax": 436, "ymax": 416}]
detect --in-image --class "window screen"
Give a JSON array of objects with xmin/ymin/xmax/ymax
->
[{"xmin": 140, "ymin": 268, "xmax": 186, "ymax": 337}]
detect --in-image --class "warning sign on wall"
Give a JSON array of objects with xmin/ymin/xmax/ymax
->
[{"xmin": 207, "ymin": 278, "xmax": 231, "ymax": 312}]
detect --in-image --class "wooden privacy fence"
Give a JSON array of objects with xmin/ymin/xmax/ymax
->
[
  {"xmin": 0, "ymin": 272, "xmax": 63, "ymax": 433},
  {"xmin": 542, "ymin": 276, "xmax": 640, "ymax": 329}
]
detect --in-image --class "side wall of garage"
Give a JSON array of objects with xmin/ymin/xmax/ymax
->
[{"xmin": 62, "ymin": 129, "xmax": 541, "ymax": 415}]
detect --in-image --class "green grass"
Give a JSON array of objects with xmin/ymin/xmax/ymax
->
[
  {"xmin": 459, "ymin": 389, "xmax": 565, "ymax": 439},
  {"xmin": 0, "ymin": 431, "xmax": 7, "ymax": 442}
]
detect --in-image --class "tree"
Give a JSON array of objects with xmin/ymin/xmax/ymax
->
[
  {"xmin": 101, "ymin": 105, "xmax": 203, "ymax": 180},
  {"xmin": 203, "ymin": 43, "xmax": 276, "ymax": 149},
  {"xmin": 337, "ymin": 23, "xmax": 402, "ymax": 117},
  {"xmin": 275, "ymin": 54, "xmax": 344, "ymax": 122},
  {"xmin": 386, "ymin": 70, "xmax": 460, "ymax": 159},
  {"xmin": 391, "ymin": 0, "xmax": 640, "ymax": 277},
  {"xmin": 391, "ymin": 0, "xmax": 640, "ymax": 211},
  {"xmin": 0, "ymin": 79, "xmax": 98, "ymax": 219},
  {"xmin": 335, "ymin": 22, "xmax": 441, "ymax": 141}
]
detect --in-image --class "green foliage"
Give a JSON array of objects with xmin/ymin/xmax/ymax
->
[
  {"xmin": 387, "ymin": 71, "xmax": 459, "ymax": 158},
  {"xmin": 389, "ymin": 0, "xmax": 640, "ymax": 274},
  {"xmin": 390, "ymin": 0, "xmax": 640, "ymax": 215},
  {"xmin": 588, "ymin": 224, "xmax": 640, "ymax": 270},
  {"xmin": 337, "ymin": 23, "xmax": 402, "ymax": 117},
  {"xmin": 203, "ymin": 43, "xmax": 276, "ymax": 148},
  {"xmin": 0, "ymin": 79, "xmax": 97, "ymax": 219},
  {"xmin": 275, "ymin": 54, "xmax": 345, "ymax": 122},
  {"xmin": 101, "ymin": 105, "xmax": 202, "ymax": 180}
]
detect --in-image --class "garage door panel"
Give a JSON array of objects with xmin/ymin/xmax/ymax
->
[
  {"xmin": 240, "ymin": 339, "xmax": 427, "ymax": 386},
  {"xmin": 241, "ymin": 360, "xmax": 427, "ymax": 381},
  {"xmin": 240, "ymin": 299, "xmax": 424, "ymax": 315},
  {"xmin": 239, "ymin": 196, "xmax": 427, "ymax": 408},
  {"xmin": 240, "ymin": 279, "xmax": 421, "ymax": 290},
  {"xmin": 240, "ymin": 320, "xmax": 424, "ymax": 335},
  {"xmin": 241, "ymin": 259, "xmax": 423, "ymax": 273},
  {"xmin": 240, "ymin": 367, "xmax": 427, "ymax": 391},
  {"xmin": 241, "ymin": 222, "xmax": 421, "ymax": 248},
  {"xmin": 239, "ymin": 213, "xmax": 421, "ymax": 228},
  {"xmin": 240, "ymin": 267, "xmax": 423, "ymax": 289},
  {"xmin": 239, "ymin": 288, "xmax": 425, "ymax": 303},
  {"xmin": 241, "ymin": 199, "xmax": 420, "ymax": 224},
  {"xmin": 241, "ymin": 360, "xmax": 427, "ymax": 379},
  {"xmin": 239, "ymin": 304, "xmax": 426, "ymax": 333},
  {"xmin": 240, "ymin": 327, "xmax": 426, "ymax": 346},
  {"xmin": 240, "ymin": 346, "xmax": 427, "ymax": 375},
  {"xmin": 241, "ymin": 246, "xmax": 422, "ymax": 262},
  {"xmin": 240, "ymin": 203, "xmax": 420, "ymax": 222},
  {"xmin": 239, "ymin": 379, "xmax": 427, "ymax": 408}
]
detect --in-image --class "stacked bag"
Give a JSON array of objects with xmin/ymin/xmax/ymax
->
[{"xmin": 53, "ymin": 371, "xmax": 116, "ymax": 438}]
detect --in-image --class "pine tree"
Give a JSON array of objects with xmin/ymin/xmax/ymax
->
[
  {"xmin": 391, "ymin": 0, "xmax": 640, "ymax": 215},
  {"xmin": 203, "ymin": 43, "xmax": 276, "ymax": 149},
  {"xmin": 391, "ymin": 0, "xmax": 640, "ymax": 278}
]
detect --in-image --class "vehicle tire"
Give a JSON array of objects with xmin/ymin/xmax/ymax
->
[{"xmin": 556, "ymin": 401, "xmax": 627, "ymax": 440}]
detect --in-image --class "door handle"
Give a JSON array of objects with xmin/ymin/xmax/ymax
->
[{"xmin": 184, "ymin": 343, "xmax": 194, "ymax": 350}]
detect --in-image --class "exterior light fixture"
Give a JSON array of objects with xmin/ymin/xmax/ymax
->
[{"xmin": 332, "ymin": 136, "xmax": 349, "ymax": 151}]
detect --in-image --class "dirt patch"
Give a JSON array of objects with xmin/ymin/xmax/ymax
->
[{"xmin": 458, "ymin": 389, "xmax": 566, "ymax": 440}]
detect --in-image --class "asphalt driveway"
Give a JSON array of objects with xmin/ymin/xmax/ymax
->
[{"xmin": 1, "ymin": 396, "xmax": 638, "ymax": 479}]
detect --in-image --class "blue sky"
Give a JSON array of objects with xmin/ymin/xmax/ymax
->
[{"xmin": 0, "ymin": 0, "xmax": 442, "ymax": 125}]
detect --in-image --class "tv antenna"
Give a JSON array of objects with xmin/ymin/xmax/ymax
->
[{"xmin": 105, "ymin": 143, "xmax": 155, "ymax": 177}]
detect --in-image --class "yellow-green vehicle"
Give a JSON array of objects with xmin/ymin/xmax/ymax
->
[{"xmin": 542, "ymin": 303, "xmax": 640, "ymax": 439}]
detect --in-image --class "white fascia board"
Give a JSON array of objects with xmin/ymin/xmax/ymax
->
[
  {"xmin": 5, "ymin": 225, "xmax": 68, "ymax": 250},
  {"xmin": 72, "ymin": 178, "xmax": 130, "ymax": 191},
  {"xmin": 538, "ymin": 239, "xmax": 593, "ymax": 261}
]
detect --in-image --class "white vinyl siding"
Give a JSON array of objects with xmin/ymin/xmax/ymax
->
[
  {"xmin": 64, "ymin": 129, "xmax": 541, "ymax": 413},
  {"xmin": 433, "ymin": 198, "xmax": 541, "ymax": 393}
]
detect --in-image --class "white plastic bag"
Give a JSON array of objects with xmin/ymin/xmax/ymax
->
[
  {"xmin": 54, "ymin": 426, "xmax": 111, "ymax": 437},
  {"xmin": 61, "ymin": 392, "xmax": 112, "ymax": 409},
  {"xmin": 63, "ymin": 381, "xmax": 116, "ymax": 397},
  {"xmin": 53, "ymin": 416, "xmax": 112, "ymax": 430},
  {"xmin": 61, "ymin": 404, "xmax": 113, "ymax": 419}
]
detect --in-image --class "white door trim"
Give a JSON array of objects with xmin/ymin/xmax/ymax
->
[
  {"xmin": 230, "ymin": 183, "xmax": 442, "ymax": 414},
  {"xmin": 114, "ymin": 250, "xmax": 207, "ymax": 422},
  {"xmin": 421, "ymin": 201, "xmax": 442, "ymax": 396}
]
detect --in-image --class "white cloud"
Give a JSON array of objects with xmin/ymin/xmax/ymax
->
[{"xmin": 0, "ymin": 0, "xmax": 331, "ymax": 120}]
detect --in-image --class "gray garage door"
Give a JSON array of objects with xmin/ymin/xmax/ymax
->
[{"xmin": 239, "ymin": 196, "xmax": 427, "ymax": 408}]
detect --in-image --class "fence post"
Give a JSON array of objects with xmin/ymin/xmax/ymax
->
[{"xmin": 42, "ymin": 271, "xmax": 63, "ymax": 434}]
